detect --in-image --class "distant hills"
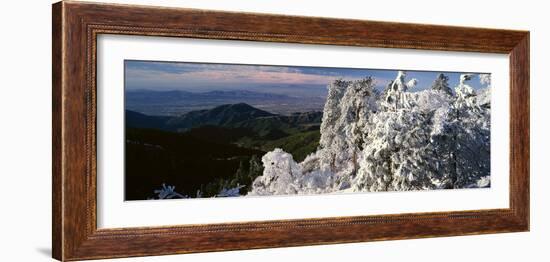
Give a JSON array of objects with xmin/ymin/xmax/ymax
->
[
  {"xmin": 126, "ymin": 89, "xmax": 292, "ymax": 103},
  {"xmin": 125, "ymin": 110, "xmax": 171, "ymax": 130},
  {"xmin": 126, "ymin": 103, "xmax": 322, "ymax": 134},
  {"xmin": 166, "ymin": 103, "xmax": 275, "ymax": 129},
  {"xmin": 125, "ymin": 89, "xmax": 326, "ymax": 115}
]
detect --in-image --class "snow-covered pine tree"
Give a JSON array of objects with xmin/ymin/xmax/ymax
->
[
  {"xmin": 352, "ymin": 71, "xmax": 439, "ymax": 192},
  {"xmin": 450, "ymin": 74, "xmax": 491, "ymax": 187},
  {"xmin": 383, "ymin": 71, "xmax": 418, "ymax": 110},
  {"xmin": 479, "ymin": 74, "xmax": 491, "ymax": 88},
  {"xmin": 455, "ymin": 74, "xmax": 477, "ymax": 108},
  {"xmin": 336, "ymin": 77, "xmax": 377, "ymax": 175},
  {"xmin": 318, "ymin": 79, "xmax": 350, "ymax": 172},
  {"xmin": 425, "ymin": 74, "xmax": 490, "ymax": 189},
  {"xmin": 317, "ymin": 77, "xmax": 377, "ymax": 175},
  {"xmin": 431, "ymin": 73, "xmax": 453, "ymax": 95},
  {"xmin": 477, "ymin": 74, "xmax": 491, "ymax": 108},
  {"xmin": 380, "ymin": 80, "xmax": 394, "ymax": 102}
]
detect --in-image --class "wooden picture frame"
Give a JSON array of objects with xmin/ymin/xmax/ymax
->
[{"xmin": 52, "ymin": 1, "xmax": 529, "ymax": 261}]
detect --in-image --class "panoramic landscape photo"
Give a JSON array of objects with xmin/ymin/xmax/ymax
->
[{"xmin": 124, "ymin": 60, "xmax": 492, "ymax": 201}]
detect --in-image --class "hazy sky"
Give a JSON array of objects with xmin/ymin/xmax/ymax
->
[{"xmin": 125, "ymin": 60, "xmax": 489, "ymax": 97}]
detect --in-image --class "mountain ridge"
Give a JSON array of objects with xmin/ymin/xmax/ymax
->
[
  {"xmin": 126, "ymin": 103, "xmax": 322, "ymax": 132},
  {"xmin": 166, "ymin": 103, "xmax": 276, "ymax": 130}
]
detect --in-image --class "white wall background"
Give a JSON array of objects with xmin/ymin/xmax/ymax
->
[{"xmin": 0, "ymin": 0, "xmax": 546, "ymax": 261}]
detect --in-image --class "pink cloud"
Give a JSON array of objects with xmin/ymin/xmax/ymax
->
[{"xmin": 178, "ymin": 68, "xmax": 354, "ymax": 85}]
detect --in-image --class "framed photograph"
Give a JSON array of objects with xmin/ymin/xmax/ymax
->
[{"xmin": 52, "ymin": 1, "xmax": 529, "ymax": 261}]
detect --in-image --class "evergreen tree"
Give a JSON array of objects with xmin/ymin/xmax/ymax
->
[
  {"xmin": 249, "ymin": 71, "xmax": 491, "ymax": 196},
  {"xmin": 318, "ymin": 79, "xmax": 349, "ymax": 172},
  {"xmin": 431, "ymin": 73, "xmax": 453, "ymax": 95}
]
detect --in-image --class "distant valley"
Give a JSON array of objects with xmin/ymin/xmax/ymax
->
[
  {"xmin": 125, "ymin": 89, "xmax": 326, "ymax": 116},
  {"xmin": 125, "ymin": 103, "xmax": 322, "ymax": 200}
]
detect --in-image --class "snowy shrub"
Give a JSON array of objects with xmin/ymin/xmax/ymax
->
[
  {"xmin": 217, "ymin": 184, "xmax": 245, "ymax": 197},
  {"xmin": 151, "ymin": 183, "xmax": 186, "ymax": 199},
  {"xmin": 248, "ymin": 148, "xmax": 303, "ymax": 195}
]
